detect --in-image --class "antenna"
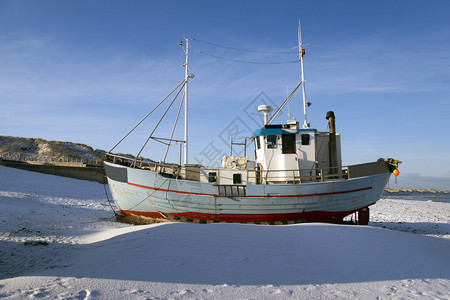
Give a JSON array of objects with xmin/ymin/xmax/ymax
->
[
  {"xmin": 298, "ymin": 19, "xmax": 309, "ymax": 129},
  {"xmin": 287, "ymin": 86, "xmax": 291, "ymax": 121}
]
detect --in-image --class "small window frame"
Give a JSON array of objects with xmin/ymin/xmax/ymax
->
[
  {"xmin": 301, "ymin": 134, "xmax": 310, "ymax": 145},
  {"xmin": 233, "ymin": 173, "xmax": 242, "ymax": 184},
  {"xmin": 266, "ymin": 135, "xmax": 277, "ymax": 149},
  {"xmin": 208, "ymin": 172, "xmax": 217, "ymax": 183},
  {"xmin": 282, "ymin": 134, "xmax": 296, "ymax": 154},
  {"xmin": 255, "ymin": 136, "xmax": 261, "ymax": 149}
]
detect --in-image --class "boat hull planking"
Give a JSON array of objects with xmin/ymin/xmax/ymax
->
[{"xmin": 104, "ymin": 161, "xmax": 390, "ymax": 224}]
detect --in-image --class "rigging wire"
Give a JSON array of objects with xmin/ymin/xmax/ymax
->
[
  {"xmin": 134, "ymin": 80, "xmax": 186, "ymax": 163},
  {"xmin": 266, "ymin": 80, "xmax": 303, "ymax": 125},
  {"xmin": 189, "ymin": 36, "xmax": 298, "ymax": 54},
  {"xmin": 190, "ymin": 46, "xmax": 299, "ymax": 65},
  {"xmin": 107, "ymin": 79, "xmax": 187, "ymax": 153},
  {"xmin": 150, "ymin": 136, "xmax": 184, "ymax": 146},
  {"xmin": 126, "ymin": 176, "xmax": 172, "ymax": 211},
  {"xmin": 163, "ymin": 91, "xmax": 185, "ymax": 163}
]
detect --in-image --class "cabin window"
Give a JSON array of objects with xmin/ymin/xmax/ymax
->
[
  {"xmin": 267, "ymin": 135, "xmax": 277, "ymax": 149},
  {"xmin": 301, "ymin": 134, "xmax": 310, "ymax": 145},
  {"xmin": 233, "ymin": 173, "xmax": 242, "ymax": 184},
  {"xmin": 208, "ymin": 172, "xmax": 217, "ymax": 183},
  {"xmin": 282, "ymin": 134, "xmax": 296, "ymax": 154},
  {"xmin": 255, "ymin": 136, "xmax": 261, "ymax": 149}
]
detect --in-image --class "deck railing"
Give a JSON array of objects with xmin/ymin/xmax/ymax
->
[
  {"xmin": 104, "ymin": 152, "xmax": 351, "ymax": 185},
  {"xmin": 248, "ymin": 166, "xmax": 347, "ymax": 184},
  {"xmin": 104, "ymin": 152, "xmax": 176, "ymax": 168}
]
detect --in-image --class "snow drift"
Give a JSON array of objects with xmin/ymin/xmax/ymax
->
[{"xmin": 0, "ymin": 166, "xmax": 449, "ymax": 299}]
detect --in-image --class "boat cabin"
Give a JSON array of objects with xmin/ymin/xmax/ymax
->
[
  {"xmin": 252, "ymin": 121, "xmax": 317, "ymax": 182},
  {"xmin": 251, "ymin": 118, "xmax": 342, "ymax": 183},
  {"xmin": 197, "ymin": 113, "xmax": 343, "ymax": 186}
]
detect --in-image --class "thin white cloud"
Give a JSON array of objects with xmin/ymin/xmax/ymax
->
[
  {"xmin": 305, "ymin": 30, "xmax": 450, "ymax": 95},
  {"xmin": 0, "ymin": 35, "xmax": 184, "ymax": 105}
]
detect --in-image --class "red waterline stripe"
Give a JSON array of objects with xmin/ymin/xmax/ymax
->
[
  {"xmin": 120, "ymin": 209, "xmax": 367, "ymax": 223},
  {"xmin": 246, "ymin": 186, "xmax": 372, "ymax": 198},
  {"xmin": 172, "ymin": 210, "xmax": 354, "ymax": 222},
  {"xmin": 128, "ymin": 182, "xmax": 217, "ymax": 197},
  {"xmin": 128, "ymin": 182, "xmax": 371, "ymax": 198}
]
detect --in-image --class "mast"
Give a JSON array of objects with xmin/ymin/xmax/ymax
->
[
  {"xmin": 181, "ymin": 36, "xmax": 190, "ymax": 165},
  {"xmin": 298, "ymin": 20, "xmax": 309, "ymax": 129}
]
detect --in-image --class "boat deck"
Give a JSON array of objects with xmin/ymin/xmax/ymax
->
[{"xmin": 104, "ymin": 153, "xmax": 393, "ymax": 187}]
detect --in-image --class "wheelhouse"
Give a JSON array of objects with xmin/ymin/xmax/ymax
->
[{"xmin": 251, "ymin": 120, "xmax": 342, "ymax": 183}]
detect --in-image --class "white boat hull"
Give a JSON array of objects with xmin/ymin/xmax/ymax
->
[{"xmin": 105, "ymin": 161, "xmax": 390, "ymax": 224}]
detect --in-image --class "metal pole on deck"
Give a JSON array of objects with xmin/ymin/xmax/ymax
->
[
  {"xmin": 298, "ymin": 20, "xmax": 309, "ymax": 129},
  {"xmin": 183, "ymin": 38, "xmax": 189, "ymax": 165},
  {"xmin": 181, "ymin": 37, "xmax": 194, "ymax": 165}
]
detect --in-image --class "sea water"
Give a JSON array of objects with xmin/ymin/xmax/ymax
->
[{"xmin": 383, "ymin": 191, "xmax": 450, "ymax": 203}]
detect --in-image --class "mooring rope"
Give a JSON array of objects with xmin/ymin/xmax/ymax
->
[{"xmin": 103, "ymin": 181, "xmax": 119, "ymax": 217}]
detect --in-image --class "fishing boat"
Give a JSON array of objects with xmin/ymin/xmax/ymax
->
[{"xmin": 104, "ymin": 24, "xmax": 401, "ymax": 225}]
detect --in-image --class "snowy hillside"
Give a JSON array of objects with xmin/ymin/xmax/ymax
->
[
  {"xmin": 0, "ymin": 136, "xmax": 105, "ymax": 162},
  {"xmin": 0, "ymin": 165, "xmax": 449, "ymax": 299}
]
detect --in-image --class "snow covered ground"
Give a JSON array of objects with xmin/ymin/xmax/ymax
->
[{"xmin": 0, "ymin": 165, "xmax": 449, "ymax": 299}]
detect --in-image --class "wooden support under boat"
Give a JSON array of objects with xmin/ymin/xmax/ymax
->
[{"xmin": 357, "ymin": 207, "xmax": 370, "ymax": 225}]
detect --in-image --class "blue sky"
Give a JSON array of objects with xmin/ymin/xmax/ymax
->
[{"xmin": 1, "ymin": 0, "xmax": 449, "ymax": 189}]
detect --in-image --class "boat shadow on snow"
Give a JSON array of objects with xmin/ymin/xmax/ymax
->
[{"xmin": 39, "ymin": 223, "xmax": 450, "ymax": 286}]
